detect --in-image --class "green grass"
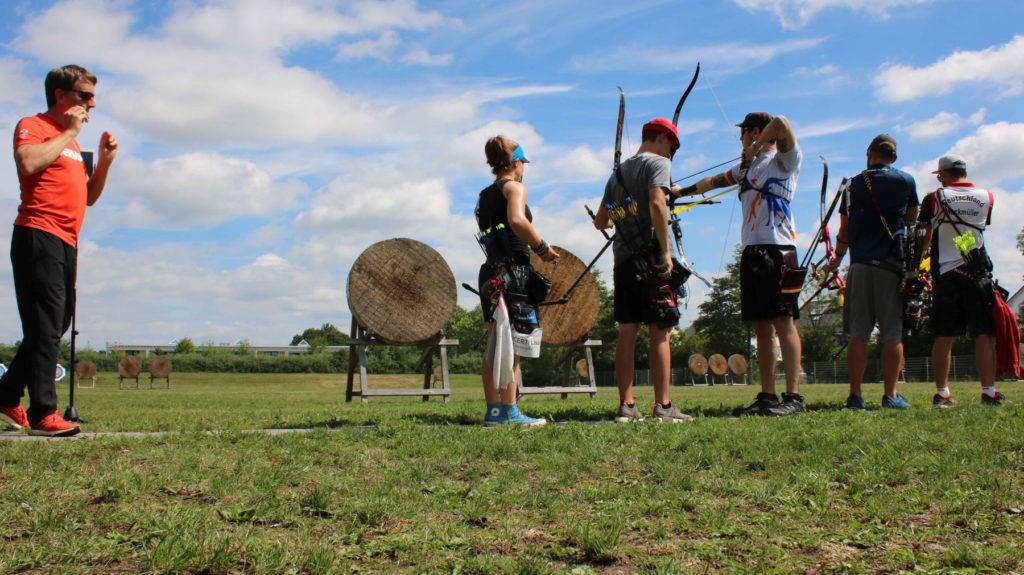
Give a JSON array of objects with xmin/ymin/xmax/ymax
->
[{"xmin": 1, "ymin": 374, "xmax": 1022, "ymax": 574}]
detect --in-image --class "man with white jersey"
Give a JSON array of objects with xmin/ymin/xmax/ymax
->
[
  {"xmin": 684, "ymin": 112, "xmax": 804, "ymax": 416},
  {"xmin": 917, "ymin": 154, "xmax": 1005, "ymax": 406}
]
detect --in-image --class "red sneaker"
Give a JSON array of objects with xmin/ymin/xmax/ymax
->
[
  {"xmin": 1, "ymin": 403, "xmax": 29, "ymax": 430},
  {"xmin": 27, "ymin": 412, "xmax": 80, "ymax": 437}
]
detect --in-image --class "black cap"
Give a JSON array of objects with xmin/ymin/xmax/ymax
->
[
  {"xmin": 736, "ymin": 112, "xmax": 774, "ymax": 131},
  {"xmin": 869, "ymin": 133, "xmax": 897, "ymax": 155}
]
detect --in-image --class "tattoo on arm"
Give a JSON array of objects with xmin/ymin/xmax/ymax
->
[{"xmin": 711, "ymin": 173, "xmax": 729, "ymax": 189}]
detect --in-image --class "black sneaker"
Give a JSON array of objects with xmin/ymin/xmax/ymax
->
[
  {"xmin": 767, "ymin": 392, "xmax": 806, "ymax": 416},
  {"xmin": 733, "ymin": 392, "xmax": 780, "ymax": 416},
  {"xmin": 982, "ymin": 391, "xmax": 1007, "ymax": 406},
  {"xmin": 932, "ymin": 393, "xmax": 957, "ymax": 408}
]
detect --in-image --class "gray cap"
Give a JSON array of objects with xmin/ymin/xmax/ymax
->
[{"xmin": 932, "ymin": 154, "xmax": 967, "ymax": 173}]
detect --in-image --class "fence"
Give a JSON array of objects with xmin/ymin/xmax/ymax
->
[
  {"xmin": 595, "ymin": 355, "xmax": 1006, "ymax": 386},
  {"xmin": 806, "ymin": 355, "xmax": 990, "ymax": 384}
]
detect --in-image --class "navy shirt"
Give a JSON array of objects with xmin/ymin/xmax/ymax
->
[{"xmin": 839, "ymin": 164, "xmax": 919, "ymax": 264}]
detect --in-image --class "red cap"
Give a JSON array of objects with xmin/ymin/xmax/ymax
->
[{"xmin": 643, "ymin": 117, "xmax": 680, "ymax": 151}]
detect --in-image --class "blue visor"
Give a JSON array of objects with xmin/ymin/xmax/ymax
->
[{"xmin": 511, "ymin": 145, "xmax": 530, "ymax": 163}]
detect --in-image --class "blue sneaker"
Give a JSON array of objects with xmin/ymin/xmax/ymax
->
[
  {"xmin": 845, "ymin": 395, "xmax": 865, "ymax": 410},
  {"xmin": 483, "ymin": 403, "xmax": 503, "ymax": 426},
  {"xmin": 882, "ymin": 393, "xmax": 911, "ymax": 409},
  {"xmin": 501, "ymin": 404, "xmax": 546, "ymax": 427}
]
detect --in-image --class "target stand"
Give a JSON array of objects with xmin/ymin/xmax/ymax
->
[
  {"xmin": 708, "ymin": 353, "xmax": 729, "ymax": 385},
  {"xmin": 727, "ymin": 354, "xmax": 749, "ymax": 385},
  {"xmin": 345, "ymin": 238, "xmax": 458, "ymax": 403},
  {"xmin": 148, "ymin": 356, "xmax": 172, "ymax": 389},
  {"xmin": 515, "ymin": 246, "xmax": 602, "ymax": 399},
  {"xmin": 345, "ymin": 320, "xmax": 457, "ymax": 403},
  {"xmin": 117, "ymin": 356, "xmax": 141, "ymax": 390},
  {"xmin": 75, "ymin": 360, "xmax": 97, "ymax": 388},
  {"xmin": 518, "ymin": 338, "xmax": 602, "ymax": 399},
  {"xmin": 687, "ymin": 354, "xmax": 709, "ymax": 385}
]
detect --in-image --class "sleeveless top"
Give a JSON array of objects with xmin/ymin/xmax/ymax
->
[{"xmin": 475, "ymin": 178, "xmax": 533, "ymax": 265}]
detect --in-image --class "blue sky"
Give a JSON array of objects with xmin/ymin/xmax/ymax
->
[{"xmin": 2, "ymin": 0, "xmax": 1023, "ymax": 348}]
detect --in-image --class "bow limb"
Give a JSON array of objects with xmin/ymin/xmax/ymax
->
[
  {"xmin": 800, "ymin": 157, "xmax": 831, "ymax": 269},
  {"xmin": 672, "ymin": 62, "xmax": 701, "ymax": 127},
  {"xmin": 613, "ymin": 87, "xmax": 625, "ymax": 173}
]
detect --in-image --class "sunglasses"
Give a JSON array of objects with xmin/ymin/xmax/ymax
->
[{"xmin": 72, "ymin": 90, "xmax": 95, "ymax": 102}]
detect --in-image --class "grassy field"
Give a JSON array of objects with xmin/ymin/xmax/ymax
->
[{"xmin": 1, "ymin": 373, "xmax": 1022, "ymax": 574}]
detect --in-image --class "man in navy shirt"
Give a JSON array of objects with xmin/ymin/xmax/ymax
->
[{"xmin": 828, "ymin": 134, "xmax": 918, "ymax": 409}]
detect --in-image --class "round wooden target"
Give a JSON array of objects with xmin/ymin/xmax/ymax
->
[
  {"xmin": 118, "ymin": 356, "xmax": 141, "ymax": 378},
  {"xmin": 529, "ymin": 246, "xmax": 600, "ymax": 346},
  {"xmin": 709, "ymin": 353, "xmax": 729, "ymax": 376},
  {"xmin": 688, "ymin": 354, "xmax": 708, "ymax": 376},
  {"xmin": 149, "ymin": 356, "xmax": 173, "ymax": 378},
  {"xmin": 348, "ymin": 238, "xmax": 456, "ymax": 345},
  {"xmin": 75, "ymin": 360, "xmax": 97, "ymax": 379},
  {"xmin": 575, "ymin": 358, "xmax": 589, "ymax": 378},
  {"xmin": 728, "ymin": 354, "xmax": 748, "ymax": 375}
]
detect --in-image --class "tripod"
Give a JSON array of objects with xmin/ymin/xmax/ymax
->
[{"xmin": 62, "ymin": 290, "xmax": 84, "ymax": 423}]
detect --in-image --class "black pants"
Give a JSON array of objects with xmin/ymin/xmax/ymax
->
[{"xmin": 0, "ymin": 226, "xmax": 76, "ymax": 423}]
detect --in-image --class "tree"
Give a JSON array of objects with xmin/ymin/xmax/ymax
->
[
  {"xmin": 445, "ymin": 305, "xmax": 487, "ymax": 353},
  {"xmin": 290, "ymin": 323, "xmax": 348, "ymax": 348},
  {"xmin": 799, "ymin": 292, "xmax": 844, "ymax": 362},
  {"xmin": 692, "ymin": 246, "xmax": 746, "ymax": 357},
  {"xmin": 586, "ymin": 270, "xmax": 620, "ymax": 372},
  {"xmin": 174, "ymin": 337, "xmax": 195, "ymax": 354}
]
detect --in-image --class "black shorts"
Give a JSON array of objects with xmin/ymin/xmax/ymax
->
[
  {"xmin": 931, "ymin": 270, "xmax": 996, "ymax": 337},
  {"xmin": 613, "ymin": 261, "xmax": 674, "ymax": 325},
  {"xmin": 740, "ymin": 244, "xmax": 799, "ymax": 322}
]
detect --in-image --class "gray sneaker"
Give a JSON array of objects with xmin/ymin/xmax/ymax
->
[
  {"xmin": 614, "ymin": 403, "xmax": 644, "ymax": 423},
  {"xmin": 652, "ymin": 403, "xmax": 694, "ymax": 423}
]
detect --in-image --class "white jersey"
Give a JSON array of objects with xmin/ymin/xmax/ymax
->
[
  {"xmin": 728, "ymin": 145, "xmax": 802, "ymax": 247},
  {"xmin": 921, "ymin": 183, "xmax": 992, "ymax": 275}
]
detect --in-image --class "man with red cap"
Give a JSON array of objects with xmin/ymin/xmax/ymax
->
[
  {"xmin": 684, "ymin": 112, "xmax": 805, "ymax": 416},
  {"xmin": 594, "ymin": 118, "xmax": 693, "ymax": 423}
]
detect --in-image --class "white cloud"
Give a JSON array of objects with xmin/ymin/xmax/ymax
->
[
  {"xmin": 897, "ymin": 108, "xmax": 988, "ymax": 140},
  {"xmin": 548, "ymin": 145, "xmax": 610, "ymax": 183},
  {"xmin": 798, "ymin": 116, "xmax": 883, "ymax": 139},
  {"xmin": 336, "ymin": 30, "xmax": 401, "ymax": 61},
  {"xmin": 0, "ymin": 57, "xmax": 36, "ymax": 107},
  {"xmin": 571, "ymin": 37, "xmax": 825, "ymax": 73},
  {"xmin": 733, "ymin": 0, "xmax": 935, "ymax": 29},
  {"xmin": 113, "ymin": 153, "xmax": 307, "ymax": 227},
  {"xmin": 400, "ymin": 49, "xmax": 453, "ymax": 67},
  {"xmin": 12, "ymin": 0, "xmax": 460, "ymax": 147},
  {"xmin": 875, "ymin": 35, "xmax": 1024, "ymax": 102},
  {"xmin": 67, "ymin": 241, "xmax": 346, "ymax": 347},
  {"xmin": 789, "ymin": 64, "xmax": 850, "ymax": 90}
]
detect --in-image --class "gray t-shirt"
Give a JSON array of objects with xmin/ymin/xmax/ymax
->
[{"xmin": 600, "ymin": 152, "xmax": 672, "ymax": 266}]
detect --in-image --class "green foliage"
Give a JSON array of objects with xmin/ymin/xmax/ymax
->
[
  {"xmin": 692, "ymin": 246, "xmax": 746, "ymax": 357},
  {"xmin": 289, "ymin": 323, "xmax": 349, "ymax": 348},
  {"xmin": 446, "ymin": 305, "xmax": 486, "ymax": 354},
  {"xmin": 799, "ymin": 293, "xmax": 844, "ymax": 362},
  {"xmin": 587, "ymin": 270, "xmax": 620, "ymax": 372},
  {"xmin": 671, "ymin": 332, "xmax": 708, "ymax": 367},
  {"xmin": 174, "ymin": 337, "xmax": 195, "ymax": 354}
]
